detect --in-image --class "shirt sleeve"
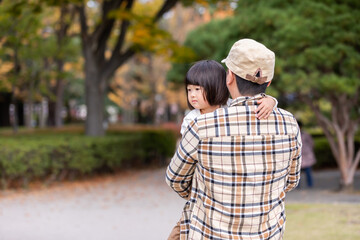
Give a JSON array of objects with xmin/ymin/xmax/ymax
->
[
  {"xmin": 180, "ymin": 110, "xmax": 198, "ymax": 135},
  {"xmin": 166, "ymin": 119, "xmax": 200, "ymax": 199},
  {"xmin": 226, "ymin": 98, "xmax": 233, "ymax": 106},
  {"xmin": 284, "ymin": 125, "xmax": 302, "ymax": 193}
]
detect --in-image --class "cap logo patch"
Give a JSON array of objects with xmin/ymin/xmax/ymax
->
[{"xmin": 245, "ymin": 68, "xmax": 268, "ymax": 84}]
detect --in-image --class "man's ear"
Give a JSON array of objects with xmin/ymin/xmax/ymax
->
[
  {"xmin": 227, "ymin": 70, "xmax": 235, "ymax": 86},
  {"xmin": 267, "ymin": 80, "xmax": 272, "ymax": 87}
]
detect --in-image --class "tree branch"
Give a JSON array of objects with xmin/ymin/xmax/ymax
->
[
  {"xmin": 57, "ymin": 4, "xmax": 76, "ymax": 44},
  {"xmin": 109, "ymin": 0, "xmax": 134, "ymax": 65},
  {"xmin": 103, "ymin": 48, "xmax": 135, "ymax": 82},
  {"xmin": 154, "ymin": 0, "xmax": 179, "ymax": 22},
  {"xmin": 339, "ymin": 94, "xmax": 350, "ymax": 133},
  {"xmin": 346, "ymin": 122, "xmax": 355, "ymax": 165},
  {"xmin": 353, "ymin": 149, "xmax": 360, "ymax": 172},
  {"xmin": 93, "ymin": 0, "xmax": 124, "ymax": 62},
  {"xmin": 302, "ymin": 95, "xmax": 339, "ymax": 161},
  {"xmin": 76, "ymin": 4, "xmax": 88, "ymax": 54},
  {"xmin": 92, "ymin": 0, "xmax": 123, "ymax": 40},
  {"xmin": 104, "ymin": 0, "xmax": 178, "ymax": 81}
]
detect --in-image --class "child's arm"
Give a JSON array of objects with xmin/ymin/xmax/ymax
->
[{"xmin": 255, "ymin": 95, "xmax": 278, "ymax": 119}]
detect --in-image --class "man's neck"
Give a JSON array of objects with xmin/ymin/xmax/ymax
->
[{"xmin": 231, "ymin": 93, "xmax": 253, "ymax": 99}]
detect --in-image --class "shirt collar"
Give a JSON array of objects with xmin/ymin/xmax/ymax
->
[{"xmin": 229, "ymin": 93, "xmax": 266, "ymax": 107}]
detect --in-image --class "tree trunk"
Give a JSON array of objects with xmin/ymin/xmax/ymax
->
[
  {"xmin": 53, "ymin": 4, "xmax": 75, "ymax": 127},
  {"xmin": 54, "ymin": 60, "xmax": 65, "ymax": 128},
  {"xmin": 11, "ymin": 50, "xmax": 21, "ymax": 133},
  {"xmin": 339, "ymin": 167, "xmax": 354, "ymax": 192},
  {"xmin": 84, "ymin": 59, "xmax": 106, "ymax": 136},
  {"xmin": 10, "ymin": 84, "xmax": 18, "ymax": 134},
  {"xmin": 24, "ymin": 101, "xmax": 33, "ymax": 128},
  {"xmin": 304, "ymin": 95, "xmax": 359, "ymax": 192},
  {"xmin": 39, "ymin": 98, "xmax": 48, "ymax": 128},
  {"xmin": 76, "ymin": 0, "xmax": 178, "ymax": 136},
  {"xmin": 323, "ymin": 125, "xmax": 357, "ymax": 192}
]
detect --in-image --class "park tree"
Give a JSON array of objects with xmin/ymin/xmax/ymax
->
[
  {"xmin": 108, "ymin": 4, "xmax": 232, "ymax": 125},
  {"xmin": 75, "ymin": 0, "xmax": 232, "ymax": 136},
  {"xmin": 46, "ymin": 2, "xmax": 79, "ymax": 127},
  {"xmin": 2, "ymin": 0, "xmax": 231, "ymax": 133},
  {"xmin": 0, "ymin": 0, "xmax": 81, "ymax": 130},
  {"xmin": 0, "ymin": 1, "xmax": 46, "ymax": 130},
  {"xmin": 75, "ymin": 0, "xmax": 180, "ymax": 136},
  {"xmin": 168, "ymin": 0, "xmax": 360, "ymax": 190}
]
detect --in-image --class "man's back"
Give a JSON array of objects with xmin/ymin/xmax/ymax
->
[{"xmin": 166, "ymin": 95, "xmax": 302, "ymax": 240}]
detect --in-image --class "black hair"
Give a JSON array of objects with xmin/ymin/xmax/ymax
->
[
  {"xmin": 235, "ymin": 71, "xmax": 268, "ymax": 96},
  {"xmin": 185, "ymin": 60, "xmax": 229, "ymax": 110}
]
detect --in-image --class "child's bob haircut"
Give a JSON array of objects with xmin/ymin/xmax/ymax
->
[{"xmin": 185, "ymin": 60, "xmax": 229, "ymax": 110}]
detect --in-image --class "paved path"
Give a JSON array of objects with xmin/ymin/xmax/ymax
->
[{"xmin": 0, "ymin": 168, "xmax": 359, "ymax": 240}]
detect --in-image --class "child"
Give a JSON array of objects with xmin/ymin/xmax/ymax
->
[
  {"xmin": 168, "ymin": 60, "xmax": 277, "ymax": 240},
  {"xmin": 181, "ymin": 60, "xmax": 277, "ymax": 135}
]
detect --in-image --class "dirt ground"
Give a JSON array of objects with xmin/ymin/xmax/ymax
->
[{"xmin": 0, "ymin": 168, "xmax": 359, "ymax": 240}]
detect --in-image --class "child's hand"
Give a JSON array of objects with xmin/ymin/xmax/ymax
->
[{"xmin": 255, "ymin": 97, "xmax": 276, "ymax": 119}]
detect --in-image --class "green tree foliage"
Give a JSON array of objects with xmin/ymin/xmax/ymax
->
[
  {"xmin": 168, "ymin": 0, "xmax": 360, "ymax": 190},
  {"xmin": 0, "ymin": 0, "xmax": 47, "ymax": 129},
  {"xmin": 0, "ymin": 0, "xmax": 81, "ymax": 129}
]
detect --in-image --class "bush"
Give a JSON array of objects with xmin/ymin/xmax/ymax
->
[{"xmin": 0, "ymin": 129, "xmax": 177, "ymax": 188}]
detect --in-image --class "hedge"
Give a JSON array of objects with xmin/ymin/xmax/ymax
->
[
  {"xmin": 0, "ymin": 129, "xmax": 176, "ymax": 188},
  {"xmin": 0, "ymin": 127, "xmax": 357, "ymax": 188}
]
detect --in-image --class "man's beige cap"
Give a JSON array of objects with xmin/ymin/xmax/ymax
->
[{"xmin": 221, "ymin": 39, "xmax": 275, "ymax": 84}]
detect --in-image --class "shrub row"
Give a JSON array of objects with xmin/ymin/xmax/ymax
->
[
  {"xmin": 0, "ymin": 127, "xmax": 357, "ymax": 188},
  {"xmin": 0, "ymin": 129, "xmax": 176, "ymax": 188}
]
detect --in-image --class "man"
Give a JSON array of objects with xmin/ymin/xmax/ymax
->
[{"xmin": 166, "ymin": 39, "xmax": 302, "ymax": 240}]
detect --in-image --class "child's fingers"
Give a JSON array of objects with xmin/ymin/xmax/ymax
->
[
  {"xmin": 257, "ymin": 108, "xmax": 267, "ymax": 119},
  {"xmin": 256, "ymin": 106, "xmax": 271, "ymax": 119},
  {"xmin": 254, "ymin": 100, "xmax": 264, "ymax": 113},
  {"xmin": 263, "ymin": 109, "xmax": 271, "ymax": 119}
]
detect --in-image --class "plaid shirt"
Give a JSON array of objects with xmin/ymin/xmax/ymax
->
[{"xmin": 166, "ymin": 94, "xmax": 302, "ymax": 240}]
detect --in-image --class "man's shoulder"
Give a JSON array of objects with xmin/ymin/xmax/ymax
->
[
  {"xmin": 274, "ymin": 107, "xmax": 298, "ymax": 123},
  {"xmin": 195, "ymin": 106, "xmax": 299, "ymax": 138},
  {"xmin": 275, "ymin": 107, "xmax": 294, "ymax": 116}
]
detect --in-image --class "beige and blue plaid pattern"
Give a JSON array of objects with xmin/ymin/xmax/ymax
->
[{"xmin": 166, "ymin": 95, "xmax": 302, "ymax": 240}]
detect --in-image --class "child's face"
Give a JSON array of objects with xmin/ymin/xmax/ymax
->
[{"xmin": 187, "ymin": 84, "xmax": 211, "ymax": 111}]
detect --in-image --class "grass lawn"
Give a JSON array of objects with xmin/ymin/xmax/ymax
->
[{"xmin": 285, "ymin": 203, "xmax": 360, "ymax": 240}]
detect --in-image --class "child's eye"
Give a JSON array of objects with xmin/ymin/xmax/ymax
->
[
  {"xmin": 195, "ymin": 87, "xmax": 201, "ymax": 91},
  {"xmin": 187, "ymin": 89, "xmax": 191, "ymax": 92}
]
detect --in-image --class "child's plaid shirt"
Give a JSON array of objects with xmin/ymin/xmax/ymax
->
[{"xmin": 166, "ymin": 94, "xmax": 302, "ymax": 240}]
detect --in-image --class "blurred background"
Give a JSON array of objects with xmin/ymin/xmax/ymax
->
[{"xmin": 0, "ymin": 0, "xmax": 359, "ymax": 239}]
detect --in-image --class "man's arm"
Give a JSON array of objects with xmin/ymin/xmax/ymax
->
[
  {"xmin": 284, "ymin": 126, "xmax": 302, "ymax": 193},
  {"xmin": 166, "ymin": 120, "xmax": 200, "ymax": 199}
]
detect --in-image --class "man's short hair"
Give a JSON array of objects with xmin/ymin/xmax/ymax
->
[{"xmin": 235, "ymin": 73, "xmax": 267, "ymax": 96}]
